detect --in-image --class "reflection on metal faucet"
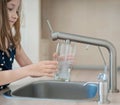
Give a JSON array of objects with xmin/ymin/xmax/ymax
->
[{"xmin": 51, "ymin": 32, "xmax": 119, "ymax": 93}]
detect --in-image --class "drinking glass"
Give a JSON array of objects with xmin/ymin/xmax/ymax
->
[{"xmin": 54, "ymin": 40, "xmax": 76, "ymax": 81}]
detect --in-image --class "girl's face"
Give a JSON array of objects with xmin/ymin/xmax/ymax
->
[{"xmin": 7, "ymin": 0, "xmax": 21, "ymax": 28}]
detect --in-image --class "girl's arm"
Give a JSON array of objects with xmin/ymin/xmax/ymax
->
[
  {"xmin": 0, "ymin": 60, "xmax": 58, "ymax": 85},
  {"xmin": 0, "ymin": 45, "xmax": 58, "ymax": 86},
  {"xmin": 0, "ymin": 66, "xmax": 29, "ymax": 85},
  {"xmin": 15, "ymin": 46, "xmax": 32, "ymax": 66}
]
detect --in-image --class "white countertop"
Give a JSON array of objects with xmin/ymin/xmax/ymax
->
[{"xmin": 0, "ymin": 70, "xmax": 120, "ymax": 105}]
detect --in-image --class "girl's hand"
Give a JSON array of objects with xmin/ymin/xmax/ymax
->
[
  {"xmin": 53, "ymin": 52, "xmax": 75, "ymax": 64},
  {"xmin": 53, "ymin": 52, "xmax": 58, "ymax": 60},
  {"xmin": 28, "ymin": 61, "xmax": 58, "ymax": 77}
]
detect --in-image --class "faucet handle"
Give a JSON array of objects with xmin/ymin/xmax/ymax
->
[{"xmin": 97, "ymin": 73, "xmax": 107, "ymax": 82}]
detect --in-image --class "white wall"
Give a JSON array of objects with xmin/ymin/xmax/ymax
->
[{"xmin": 14, "ymin": 0, "xmax": 41, "ymax": 68}]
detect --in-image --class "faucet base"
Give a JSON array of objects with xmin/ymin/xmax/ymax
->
[
  {"xmin": 98, "ymin": 100, "xmax": 110, "ymax": 104},
  {"xmin": 109, "ymin": 89, "xmax": 119, "ymax": 93}
]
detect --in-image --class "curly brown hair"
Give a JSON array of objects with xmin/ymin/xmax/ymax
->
[{"xmin": 0, "ymin": 0, "xmax": 21, "ymax": 53}]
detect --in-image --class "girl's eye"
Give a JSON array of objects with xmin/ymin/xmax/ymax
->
[
  {"xmin": 7, "ymin": 7, "xmax": 19, "ymax": 14},
  {"xmin": 7, "ymin": 8, "xmax": 13, "ymax": 11}
]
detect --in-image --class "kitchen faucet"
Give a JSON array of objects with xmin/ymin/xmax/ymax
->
[
  {"xmin": 50, "ymin": 31, "xmax": 119, "ymax": 93},
  {"xmin": 46, "ymin": 19, "xmax": 119, "ymax": 93}
]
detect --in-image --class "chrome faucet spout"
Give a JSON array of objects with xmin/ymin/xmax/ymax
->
[{"xmin": 51, "ymin": 32, "xmax": 118, "ymax": 93}]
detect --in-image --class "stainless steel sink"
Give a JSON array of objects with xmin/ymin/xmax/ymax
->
[{"xmin": 4, "ymin": 80, "xmax": 98, "ymax": 101}]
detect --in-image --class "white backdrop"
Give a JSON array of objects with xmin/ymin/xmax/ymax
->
[{"xmin": 13, "ymin": 0, "xmax": 41, "ymax": 68}]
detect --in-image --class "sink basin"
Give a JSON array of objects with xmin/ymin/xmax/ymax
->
[{"xmin": 4, "ymin": 80, "xmax": 98, "ymax": 101}]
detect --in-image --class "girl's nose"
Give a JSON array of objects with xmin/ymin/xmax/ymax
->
[{"xmin": 12, "ymin": 12, "xmax": 18, "ymax": 19}]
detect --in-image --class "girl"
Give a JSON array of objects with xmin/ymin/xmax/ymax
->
[{"xmin": 0, "ymin": 0, "xmax": 57, "ymax": 89}]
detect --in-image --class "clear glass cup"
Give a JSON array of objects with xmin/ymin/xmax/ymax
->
[{"xmin": 54, "ymin": 40, "xmax": 76, "ymax": 81}]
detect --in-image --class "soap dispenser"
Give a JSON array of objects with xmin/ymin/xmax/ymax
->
[{"xmin": 97, "ymin": 66, "xmax": 110, "ymax": 104}]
